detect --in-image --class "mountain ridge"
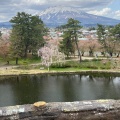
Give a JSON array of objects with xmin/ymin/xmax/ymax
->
[
  {"xmin": 38, "ymin": 6, "xmax": 120, "ymax": 27},
  {"xmin": 0, "ymin": 6, "xmax": 120, "ymax": 28}
]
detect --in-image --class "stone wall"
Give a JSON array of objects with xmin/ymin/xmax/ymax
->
[{"xmin": 0, "ymin": 99, "xmax": 120, "ymax": 120}]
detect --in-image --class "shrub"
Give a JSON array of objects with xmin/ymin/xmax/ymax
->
[
  {"xmin": 91, "ymin": 58, "xmax": 101, "ymax": 62},
  {"xmin": 82, "ymin": 59, "xmax": 89, "ymax": 62},
  {"xmin": 50, "ymin": 59, "xmax": 111, "ymax": 70},
  {"xmin": 50, "ymin": 63, "xmax": 71, "ymax": 68},
  {"xmin": 86, "ymin": 65, "xmax": 98, "ymax": 69}
]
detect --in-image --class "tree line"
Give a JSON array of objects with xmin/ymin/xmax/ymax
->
[
  {"xmin": 0, "ymin": 11, "xmax": 120, "ymax": 65},
  {"xmin": 59, "ymin": 20, "xmax": 120, "ymax": 60}
]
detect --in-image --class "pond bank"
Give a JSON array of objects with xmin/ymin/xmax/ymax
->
[
  {"xmin": 0, "ymin": 99, "xmax": 120, "ymax": 120},
  {"xmin": 0, "ymin": 69, "xmax": 120, "ymax": 77}
]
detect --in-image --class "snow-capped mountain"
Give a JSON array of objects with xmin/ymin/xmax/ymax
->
[
  {"xmin": 0, "ymin": 6, "xmax": 120, "ymax": 28},
  {"xmin": 39, "ymin": 6, "xmax": 120, "ymax": 27}
]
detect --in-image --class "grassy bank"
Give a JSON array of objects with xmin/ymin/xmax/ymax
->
[
  {"xmin": 0, "ymin": 68, "xmax": 120, "ymax": 77},
  {"xmin": 0, "ymin": 56, "xmax": 41, "ymax": 66},
  {"xmin": 0, "ymin": 57, "xmax": 119, "ymax": 76}
]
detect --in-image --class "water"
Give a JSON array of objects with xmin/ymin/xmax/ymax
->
[{"xmin": 0, "ymin": 74, "xmax": 120, "ymax": 107}]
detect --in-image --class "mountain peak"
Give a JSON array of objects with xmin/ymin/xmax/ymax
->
[
  {"xmin": 38, "ymin": 6, "xmax": 120, "ymax": 27},
  {"xmin": 0, "ymin": 6, "xmax": 120, "ymax": 28},
  {"xmin": 39, "ymin": 6, "xmax": 85, "ymax": 16}
]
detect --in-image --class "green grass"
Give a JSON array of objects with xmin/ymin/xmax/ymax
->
[
  {"xmin": 17, "ymin": 57, "xmax": 41, "ymax": 65},
  {"xmin": 0, "ymin": 57, "xmax": 7, "ymax": 66},
  {"xmin": 0, "ymin": 56, "xmax": 112, "ymax": 71},
  {"xmin": 50, "ymin": 59, "xmax": 111, "ymax": 70},
  {"xmin": 0, "ymin": 56, "xmax": 41, "ymax": 66},
  {"xmin": 50, "ymin": 67, "xmax": 91, "ymax": 72}
]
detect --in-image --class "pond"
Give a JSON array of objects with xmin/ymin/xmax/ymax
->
[{"xmin": 0, "ymin": 74, "xmax": 120, "ymax": 107}]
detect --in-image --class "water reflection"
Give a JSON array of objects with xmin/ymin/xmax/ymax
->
[
  {"xmin": 0, "ymin": 84, "xmax": 15, "ymax": 106},
  {"xmin": 0, "ymin": 74, "xmax": 120, "ymax": 107}
]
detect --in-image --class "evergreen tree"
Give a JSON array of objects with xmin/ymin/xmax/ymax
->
[
  {"xmin": 59, "ymin": 30, "xmax": 74, "ymax": 57},
  {"xmin": 111, "ymin": 23, "xmax": 120, "ymax": 38},
  {"xmin": 0, "ymin": 31, "xmax": 2, "ymax": 38},
  {"xmin": 59, "ymin": 18, "xmax": 82, "ymax": 62},
  {"xmin": 10, "ymin": 12, "xmax": 46, "ymax": 63},
  {"xmin": 111, "ymin": 24, "xmax": 120, "ymax": 57}
]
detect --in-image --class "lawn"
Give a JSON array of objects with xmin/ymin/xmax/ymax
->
[
  {"xmin": 0, "ymin": 57, "xmax": 119, "ymax": 76},
  {"xmin": 50, "ymin": 59, "xmax": 111, "ymax": 70},
  {"xmin": 0, "ymin": 56, "xmax": 41, "ymax": 66}
]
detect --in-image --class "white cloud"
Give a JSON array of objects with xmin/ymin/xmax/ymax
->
[
  {"xmin": 22, "ymin": 0, "xmax": 113, "ymax": 9},
  {"xmin": 0, "ymin": 0, "xmax": 118, "ymax": 22},
  {"xmin": 88, "ymin": 8, "xmax": 112, "ymax": 16},
  {"xmin": 22, "ymin": 0, "xmax": 47, "ymax": 5},
  {"xmin": 87, "ymin": 8, "xmax": 120, "ymax": 20},
  {"xmin": 23, "ymin": 9, "xmax": 40, "ymax": 15},
  {"xmin": 0, "ymin": 15, "xmax": 6, "ymax": 19},
  {"xmin": 0, "ymin": 15, "xmax": 10, "ymax": 22},
  {"xmin": 115, "ymin": 10, "xmax": 120, "ymax": 17},
  {"xmin": 112, "ymin": 10, "xmax": 120, "ymax": 20}
]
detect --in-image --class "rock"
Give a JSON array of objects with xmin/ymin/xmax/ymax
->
[
  {"xmin": 33, "ymin": 101, "xmax": 46, "ymax": 107},
  {"xmin": 40, "ymin": 67, "xmax": 44, "ymax": 70},
  {"xmin": 1, "ymin": 100, "xmax": 120, "ymax": 119}
]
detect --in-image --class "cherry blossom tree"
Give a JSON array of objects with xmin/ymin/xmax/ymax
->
[
  {"xmin": 0, "ymin": 33, "xmax": 10, "ymax": 64},
  {"xmin": 1, "ymin": 33, "xmax": 10, "ymax": 41},
  {"xmin": 86, "ymin": 40, "xmax": 101, "ymax": 56},
  {"xmin": 38, "ymin": 43, "xmax": 65, "ymax": 70},
  {"xmin": 78, "ymin": 39, "xmax": 101, "ymax": 57},
  {"xmin": 78, "ymin": 40, "xmax": 88, "ymax": 56},
  {"xmin": 0, "ymin": 41, "xmax": 10, "ymax": 58}
]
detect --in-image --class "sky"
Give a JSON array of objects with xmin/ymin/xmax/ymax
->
[{"xmin": 0, "ymin": 0, "xmax": 120, "ymax": 22}]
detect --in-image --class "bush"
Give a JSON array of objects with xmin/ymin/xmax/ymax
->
[
  {"xmin": 100, "ymin": 66, "xmax": 111, "ymax": 69},
  {"xmin": 86, "ymin": 65, "xmax": 98, "ymax": 69},
  {"xmin": 50, "ymin": 63, "xmax": 71, "ymax": 68},
  {"xmin": 50, "ymin": 59, "xmax": 111, "ymax": 70},
  {"xmin": 91, "ymin": 58, "xmax": 101, "ymax": 62},
  {"xmin": 82, "ymin": 59, "xmax": 89, "ymax": 62}
]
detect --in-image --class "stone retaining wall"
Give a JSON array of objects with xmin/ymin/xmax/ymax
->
[{"xmin": 0, "ymin": 99, "xmax": 120, "ymax": 120}]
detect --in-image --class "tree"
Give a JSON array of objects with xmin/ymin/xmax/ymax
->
[
  {"xmin": 97, "ymin": 24, "xmax": 106, "ymax": 44},
  {"xmin": 0, "ymin": 31, "xmax": 2, "ymax": 38},
  {"xmin": 97, "ymin": 24, "xmax": 117, "ymax": 57},
  {"xmin": 59, "ymin": 18, "xmax": 82, "ymax": 62},
  {"xmin": 0, "ymin": 34, "xmax": 10, "ymax": 64},
  {"xmin": 59, "ymin": 30, "xmax": 75, "ymax": 57},
  {"xmin": 87, "ymin": 40, "xmax": 101, "ymax": 57},
  {"xmin": 78, "ymin": 40, "xmax": 87, "ymax": 56},
  {"xmin": 78, "ymin": 40, "xmax": 101, "ymax": 57},
  {"xmin": 10, "ymin": 12, "xmax": 45, "ymax": 64},
  {"xmin": 38, "ymin": 43, "xmax": 65, "ymax": 71},
  {"xmin": 88, "ymin": 27, "xmax": 96, "ymax": 31},
  {"xmin": 110, "ymin": 23, "xmax": 120, "ymax": 57}
]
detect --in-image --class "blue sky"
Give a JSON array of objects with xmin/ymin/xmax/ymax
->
[
  {"xmin": 0, "ymin": 0, "xmax": 120, "ymax": 22},
  {"xmin": 87, "ymin": 0, "xmax": 120, "ymax": 20},
  {"xmin": 109, "ymin": 0, "xmax": 120, "ymax": 11}
]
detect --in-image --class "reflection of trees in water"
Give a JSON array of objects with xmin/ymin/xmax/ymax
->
[
  {"xmin": 90, "ymin": 76, "xmax": 119, "ymax": 99},
  {"xmin": 92, "ymin": 76, "xmax": 115, "ymax": 82},
  {"xmin": 10, "ymin": 75, "xmax": 41, "ymax": 105},
  {"xmin": 0, "ymin": 74, "xmax": 120, "ymax": 105},
  {"xmin": 61, "ymin": 75, "xmax": 78, "ymax": 101},
  {"xmin": 89, "ymin": 75, "xmax": 93, "ymax": 81},
  {"xmin": 110, "ymin": 77, "xmax": 120, "ymax": 98}
]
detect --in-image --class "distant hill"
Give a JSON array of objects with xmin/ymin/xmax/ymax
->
[
  {"xmin": 39, "ymin": 6, "xmax": 120, "ymax": 27},
  {"xmin": 0, "ymin": 22, "xmax": 12, "ymax": 28}
]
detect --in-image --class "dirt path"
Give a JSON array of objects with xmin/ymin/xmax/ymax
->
[{"xmin": 0, "ymin": 65, "xmax": 18, "ymax": 70}]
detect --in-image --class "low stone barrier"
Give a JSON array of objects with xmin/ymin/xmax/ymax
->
[{"xmin": 0, "ymin": 99, "xmax": 120, "ymax": 120}]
